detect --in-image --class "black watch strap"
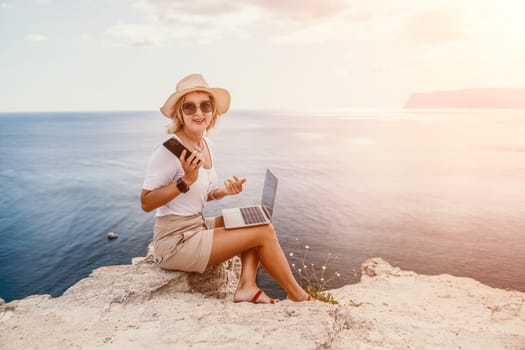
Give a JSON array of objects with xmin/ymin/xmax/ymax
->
[{"xmin": 176, "ymin": 178, "xmax": 190, "ymax": 193}]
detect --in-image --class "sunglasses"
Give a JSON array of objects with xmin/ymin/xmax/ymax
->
[{"xmin": 182, "ymin": 100, "xmax": 214, "ymax": 115}]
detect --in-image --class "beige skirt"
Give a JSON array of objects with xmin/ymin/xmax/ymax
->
[{"xmin": 153, "ymin": 213, "xmax": 215, "ymax": 273}]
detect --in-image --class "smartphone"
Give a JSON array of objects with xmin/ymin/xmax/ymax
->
[{"xmin": 163, "ymin": 138, "xmax": 192, "ymax": 161}]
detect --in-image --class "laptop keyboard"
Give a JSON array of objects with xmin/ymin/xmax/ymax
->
[{"xmin": 240, "ymin": 206, "xmax": 267, "ymax": 225}]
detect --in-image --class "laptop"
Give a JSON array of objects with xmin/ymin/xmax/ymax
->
[{"xmin": 222, "ymin": 168, "xmax": 278, "ymax": 230}]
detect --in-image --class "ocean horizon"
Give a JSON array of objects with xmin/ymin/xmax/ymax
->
[{"xmin": 1, "ymin": 109, "xmax": 524, "ymax": 302}]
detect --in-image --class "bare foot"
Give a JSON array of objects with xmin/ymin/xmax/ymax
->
[
  {"xmin": 302, "ymin": 294, "xmax": 314, "ymax": 302},
  {"xmin": 287, "ymin": 293, "xmax": 314, "ymax": 302},
  {"xmin": 234, "ymin": 287, "xmax": 278, "ymax": 304}
]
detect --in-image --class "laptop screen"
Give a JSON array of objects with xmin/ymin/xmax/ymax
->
[{"xmin": 261, "ymin": 168, "xmax": 278, "ymax": 219}]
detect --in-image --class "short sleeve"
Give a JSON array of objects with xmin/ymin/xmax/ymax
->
[{"xmin": 142, "ymin": 144, "xmax": 183, "ymax": 191}]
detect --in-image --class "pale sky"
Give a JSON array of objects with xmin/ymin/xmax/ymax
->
[{"xmin": 1, "ymin": 0, "xmax": 524, "ymax": 112}]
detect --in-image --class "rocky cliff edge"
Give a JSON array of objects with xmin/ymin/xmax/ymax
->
[{"xmin": 1, "ymin": 257, "xmax": 524, "ymax": 349}]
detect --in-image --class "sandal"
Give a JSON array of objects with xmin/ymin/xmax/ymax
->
[
  {"xmin": 234, "ymin": 289, "xmax": 278, "ymax": 304},
  {"xmin": 249, "ymin": 289, "xmax": 278, "ymax": 304}
]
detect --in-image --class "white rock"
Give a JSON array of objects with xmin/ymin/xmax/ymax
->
[{"xmin": 0, "ymin": 257, "xmax": 524, "ymax": 350}]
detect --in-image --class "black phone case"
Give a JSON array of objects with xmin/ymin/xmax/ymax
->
[{"xmin": 163, "ymin": 138, "xmax": 192, "ymax": 161}]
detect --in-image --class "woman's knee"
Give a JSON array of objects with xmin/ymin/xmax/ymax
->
[{"xmin": 259, "ymin": 224, "xmax": 278, "ymax": 243}]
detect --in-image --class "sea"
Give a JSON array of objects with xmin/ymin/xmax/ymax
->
[{"xmin": 1, "ymin": 109, "xmax": 524, "ymax": 302}]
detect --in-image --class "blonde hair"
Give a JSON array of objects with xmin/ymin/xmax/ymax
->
[{"xmin": 166, "ymin": 91, "xmax": 219, "ymax": 134}]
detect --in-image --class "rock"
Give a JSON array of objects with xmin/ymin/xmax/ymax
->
[
  {"xmin": 1, "ymin": 257, "xmax": 524, "ymax": 350},
  {"xmin": 59, "ymin": 254, "xmax": 242, "ymax": 306},
  {"xmin": 329, "ymin": 258, "xmax": 525, "ymax": 349},
  {"xmin": 361, "ymin": 257, "xmax": 416, "ymax": 278}
]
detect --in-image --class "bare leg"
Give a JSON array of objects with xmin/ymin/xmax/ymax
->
[
  {"xmin": 211, "ymin": 216, "xmax": 275, "ymax": 303},
  {"xmin": 208, "ymin": 224, "xmax": 309, "ymax": 302},
  {"xmin": 232, "ymin": 248, "xmax": 276, "ymax": 303}
]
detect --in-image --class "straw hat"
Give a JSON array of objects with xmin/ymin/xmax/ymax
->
[{"xmin": 160, "ymin": 74, "xmax": 231, "ymax": 118}]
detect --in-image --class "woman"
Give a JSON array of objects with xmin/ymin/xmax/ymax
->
[{"xmin": 141, "ymin": 74, "xmax": 311, "ymax": 303}]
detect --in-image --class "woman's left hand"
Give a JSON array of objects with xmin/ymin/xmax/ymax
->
[{"xmin": 223, "ymin": 176, "xmax": 246, "ymax": 196}]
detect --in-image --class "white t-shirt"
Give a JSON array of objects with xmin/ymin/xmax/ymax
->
[{"xmin": 142, "ymin": 136, "xmax": 218, "ymax": 217}]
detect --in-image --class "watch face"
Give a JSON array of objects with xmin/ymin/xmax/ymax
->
[{"xmin": 176, "ymin": 178, "xmax": 189, "ymax": 193}]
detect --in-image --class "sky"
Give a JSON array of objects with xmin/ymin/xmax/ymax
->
[{"xmin": 1, "ymin": 0, "xmax": 524, "ymax": 112}]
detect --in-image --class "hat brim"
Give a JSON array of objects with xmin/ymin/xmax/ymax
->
[{"xmin": 160, "ymin": 87, "xmax": 230, "ymax": 119}]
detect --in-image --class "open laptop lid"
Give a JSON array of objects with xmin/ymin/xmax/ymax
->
[{"xmin": 261, "ymin": 168, "xmax": 278, "ymax": 219}]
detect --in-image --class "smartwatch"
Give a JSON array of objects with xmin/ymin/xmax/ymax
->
[{"xmin": 176, "ymin": 178, "xmax": 190, "ymax": 193}]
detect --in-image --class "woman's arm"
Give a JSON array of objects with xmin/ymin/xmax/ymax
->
[
  {"xmin": 207, "ymin": 176, "xmax": 246, "ymax": 201},
  {"xmin": 207, "ymin": 187, "xmax": 227, "ymax": 201},
  {"xmin": 141, "ymin": 149, "xmax": 203, "ymax": 212},
  {"xmin": 141, "ymin": 178, "xmax": 189, "ymax": 212}
]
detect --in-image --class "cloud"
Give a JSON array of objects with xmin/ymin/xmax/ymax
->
[
  {"xmin": 106, "ymin": 1, "xmax": 262, "ymax": 47},
  {"xmin": 146, "ymin": 0, "xmax": 348, "ymax": 20},
  {"xmin": 129, "ymin": 39, "xmax": 156, "ymax": 47},
  {"xmin": 105, "ymin": 0, "xmax": 351, "ymax": 47},
  {"xmin": 25, "ymin": 33, "xmax": 48, "ymax": 42},
  {"xmin": 1, "ymin": 2, "xmax": 11, "ymax": 9},
  {"xmin": 400, "ymin": 8, "xmax": 463, "ymax": 44},
  {"xmin": 106, "ymin": 0, "xmax": 509, "ymax": 56},
  {"xmin": 106, "ymin": 21, "xmax": 160, "ymax": 47},
  {"xmin": 144, "ymin": 0, "xmax": 244, "ymax": 18},
  {"xmin": 269, "ymin": 1, "xmax": 460, "ymax": 44},
  {"xmin": 271, "ymin": 18, "xmax": 348, "ymax": 44},
  {"xmin": 249, "ymin": 0, "xmax": 349, "ymax": 20}
]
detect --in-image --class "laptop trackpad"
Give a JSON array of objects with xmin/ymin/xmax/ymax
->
[{"xmin": 223, "ymin": 208, "xmax": 245, "ymax": 229}]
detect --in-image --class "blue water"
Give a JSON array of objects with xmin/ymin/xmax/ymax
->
[{"xmin": 1, "ymin": 110, "xmax": 525, "ymax": 302}]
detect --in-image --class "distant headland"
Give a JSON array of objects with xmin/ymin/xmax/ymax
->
[{"xmin": 404, "ymin": 88, "xmax": 525, "ymax": 108}]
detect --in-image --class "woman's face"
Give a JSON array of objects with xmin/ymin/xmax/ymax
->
[{"xmin": 180, "ymin": 91, "xmax": 215, "ymax": 134}]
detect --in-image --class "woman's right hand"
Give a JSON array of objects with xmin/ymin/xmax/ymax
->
[
  {"xmin": 140, "ymin": 150, "xmax": 202, "ymax": 212},
  {"xmin": 179, "ymin": 150, "xmax": 203, "ymax": 185}
]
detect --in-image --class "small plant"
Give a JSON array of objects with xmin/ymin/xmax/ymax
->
[{"xmin": 288, "ymin": 241, "xmax": 341, "ymax": 304}]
